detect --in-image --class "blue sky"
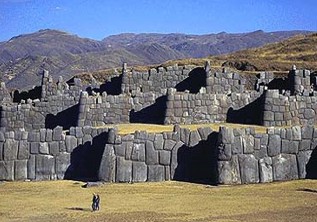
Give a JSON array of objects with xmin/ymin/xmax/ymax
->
[{"xmin": 0, "ymin": 0, "xmax": 316, "ymax": 41}]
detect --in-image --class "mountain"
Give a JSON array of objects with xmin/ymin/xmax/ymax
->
[{"xmin": 0, "ymin": 29, "xmax": 313, "ymax": 90}]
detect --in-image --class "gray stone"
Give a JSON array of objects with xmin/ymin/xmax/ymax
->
[
  {"xmin": 302, "ymin": 125, "xmax": 314, "ymax": 139},
  {"xmin": 116, "ymin": 157, "xmax": 132, "ymax": 182},
  {"xmin": 282, "ymin": 140, "xmax": 299, "ymax": 154},
  {"xmin": 148, "ymin": 165, "xmax": 165, "ymax": 182},
  {"xmin": 0, "ymin": 142, "xmax": 3, "ymax": 161},
  {"xmin": 272, "ymin": 154, "xmax": 298, "ymax": 181},
  {"xmin": 28, "ymin": 132, "xmax": 40, "ymax": 142},
  {"xmin": 39, "ymin": 142, "xmax": 49, "ymax": 155},
  {"xmin": 299, "ymin": 140, "xmax": 311, "ymax": 151},
  {"xmin": 14, "ymin": 160, "xmax": 28, "ymax": 180},
  {"xmin": 159, "ymin": 150, "xmax": 171, "ymax": 166},
  {"xmin": 154, "ymin": 134, "xmax": 164, "ymax": 150},
  {"xmin": 4, "ymin": 139, "xmax": 18, "ymax": 161},
  {"xmin": 53, "ymin": 126, "xmax": 63, "ymax": 141},
  {"xmin": 27, "ymin": 155, "xmax": 36, "ymax": 180},
  {"xmin": 292, "ymin": 126, "xmax": 301, "ymax": 141},
  {"xmin": 304, "ymin": 109, "xmax": 315, "ymax": 119},
  {"xmin": 268, "ymin": 134, "xmax": 281, "ymax": 157},
  {"xmin": 145, "ymin": 141, "xmax": 158, "ymax": 165},
  {"xmin": 238, "ymin": 154, "xmax": 259, "ymax": 184},
  {"xmin": 219, "ymin": 127, "xmax": 234, "ymax": 144},
  {"xmin": 124, "ymin": 142, "xmax": 133, "ymax": 160},
  {"xmin": 232, "ymin": 136, "xmax": 243, "ymax": 154},
  {"xmin": 18, "ymin": 141, "xmax": 29, "ymax": 160},
  {"xmin": 164, "ymin": 139, "xmax": 176, "ymax": 151},
  {"xmin": 75, "ymin": 127, "xmax": 84, "ymax": 139},
  {"xmin": 132, "ymin": 161, "xmax": 147, "ymax": 182},
  {"xmin": 171, "ymin": 141, "xmax": 184, "ymax": 179},
  {"xmin": 0, "ymin": 161, "xmax": 14, "ymax": 180},
  {"xmin": 297, "ymin": 151, "xmax": 312, "ymax": 179},
  {"xmin": 197, "ymin": 127, "xmax": 212, "ymax": 140},
  {"xmin": 180, "ymin": 128, "xmax": 190, "ymax": 145},
  {"xmin": 189, "ymin": 130, "xmax": 201, "ymax": 147},
  {"xmin": 243, "ymin": 135, "xmax": 254, "ymax": 154},
  {"xmin": 98, "ymin": 144, "xmax": 116, "ymax": 182},
  {"xmin": 46, "ymin": 129, "xmax": 53, "ymax": 142},
  {"xmin": 65, "ymin": 136, "xmax": 77, "ymax": 153},
  {"xmin": 55, "ymin": 153, "xmax": 70, "ymax": 180},
  {"xmin": 131, "ymin": 143, "xmax": 145, "ymax": 162},
  {"xmin": 217, "ymin": 156, "xmax": 241, "ymax": 184},
  {"xmin": 259, "ymin": 157, "xmax": 273, "ymax": 183},
  {"xmin": 40, "ymin": 129, "xmax": 46, "ymax": 142},
  {"xmin": 36, "ymin": 155, "xmax": 55, "ymax": 180},
  {"xmin": 0, "ymin": 131, "xmax": 5, "ymax": 142},
  {"xmin": 30, "ymin": 142, "xmax": 40, "ymax": 154},
  {"xmin": 218, "ymin": 143, "xmax": 232, "ymax": 161},
  {"xmin": 114, "ymin": 144, "xmax": 125, "ymax": 157}
]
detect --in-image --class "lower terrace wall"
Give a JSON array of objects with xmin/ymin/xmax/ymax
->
[
  {"xmin": 263, "ymin": 90, "xmax": 317, "ymax": 126},
  {"xmin": 217, "ymin": 126, "xmax": 316, "ymax": 184}
]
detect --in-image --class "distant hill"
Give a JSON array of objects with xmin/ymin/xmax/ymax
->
[{"xmin": 0, "ymin": 29, "xmax": 313, "ymax": 90}]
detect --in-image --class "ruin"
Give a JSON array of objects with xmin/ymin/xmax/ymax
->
[{"xmin": 0, "ymin": 62, "xmax": 316, "ymax": 184}]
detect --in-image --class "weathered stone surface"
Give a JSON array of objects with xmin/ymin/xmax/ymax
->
[
  {"xmin": 259, "ymin": 157, "xmax": 273, "ymax": 183},
  {"xmin": 98, "ymin": 144, "xmax": 116, "ymax": 182},
  {"xmin": 299, "ymin": 140, "xmax": 311, "ymax": 151},
  {"xmin": 15, "ymin": 160, "xmax": 28, "ymax": 180},
  {"xmin": 114, "ymin": 144, "xmax": 125, "ymax": 157},
  {"xmin": 282, "ymin": 140, "xmax": 299, "ymax": 154},
  {"xmin": 189, "ymin": 130, "xmax": 201, "ymax": 147},
  {"xmin": 0, "ymin": 142, "xmax": 3, "ymax": 161},
  {"xmin": 30, "ymin": 142, "xmax": 39, "ymax": 154},
  {"xmin": 145, "ymin": 141, "xmax": 158, "ymax": 165},
  {"xmin": 4, "ymin": 139, "xmax": 18, "ymax": 161},
  {"xmin": 154, "ymin": 134, "xmax": 164, "ymax": 150},
  {"xmin": 159, "ymin": 150, "xmax": 171, "ymax": 166},
  {"xmin": 243, "ymin": 135, "xmax": 254, "ymax": 154},
  {"xmin": 53, "ymin": 127, "xmax": 63, "ymax": 141},
  {"xmin": 217, "ymin": 156, "xmax": 241, "ymax": 184},
  {"xmin": 148, "ymin": 165, "xmax": 165, "ymax": 182},
  {"xmin": 124, "ymin": 142, "xmax": 133, "ymax": 160},
  {"xmin": 39, "ymin": 142, "xmax": 49, "ymax": 155},
  {"xmin": 132, "ymin": 161, "xmax": 147, "ymax": 182},
  {"xmin": 297, "ymin": 151, "xmax": 312, "ymax": 179},
  {"xmin": 268, "ymin": 134, "xmax": 281, "ymax": 157},
  {"xmin": 232, "ymin": 136, "xmax": 243, "ymax": 154},
  {"xmin": 197, "ymin": 127, "xmax": 212, "ymax": 140},
  {"xmin": 55, "ymin": 153, "xmax": 70, "ymax": 180},
  {"xmin": 116, "ymin": 157, "xmax": 132, "ymax": 182},
  {"xmin": 65, "ymin": 136, "xmax": 77, "ymax": 153},
  {"xmin": 27, "ymin": 155, "xmax": 36, "ymax": 180},
  {"xmin": 164, "ymin": 139, "xmax": 176, "ymax": 151},
  {"xmin": 301, "ymin": 125, "xmax": 314, "ymax": 139},
  {"xmin": 46, "ymin": 129, "xmax": 53, "ymax": 142},
  {"xmin": 131, "ymin": 143, "xmax": 145, "ymax": 162},
  {"xmin": 272, "ymin": 154, "xmax": 298, "ymax": 181},
  {"xmin": 238, "ymin": 154, "xmax": 259, "ymax": 184},
  {"xmin": 292, "ymin": 126, "xmax": 301, "ymax": 141},
  {"xmin": 36, "ymin": 155, "xmax": 55, "ymax": 180},
  {"xmin": 219, "ymin": 127, "xmax": 234, "ymax": 144},
  {"xmin": 18, "ymin": 141, "xmax": 29, "ymax": 160},
  {"xmin": 218, "ymin": 143, "xmax": 232, "ymax": 161},
  {"xmin": 0, "ymin": 131, "xmax": 5, "ymax": 142},
  {"xmin": 0, "ymin": 161, "xmax": 14, "ymax": 180},
  {"xmin": 28, "ymin": 132, "xmax": 40, "ymax": 142},
  {"xmin": 180, "ymin": 128, "xmax": 190, "ymax": 145}
]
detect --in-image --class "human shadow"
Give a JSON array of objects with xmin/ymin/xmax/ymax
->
[
  {"xmin": 129, "ymin": 95, "xmax": 167, "ymax": 124},
  {"xmin": 64, "ymin": 132, "xmax": 108, "ymax": 181},
  {"xmin": 175, "ymin": 67, "xmax": 206, "ymax": 93},
  {"xmin": 173, "ymin": 132, "xmax": 218, "ymax": 185},
  {"xmin": 306, "ymin": 148, "xmax": 317, "ymax": 179},
  {"xmin": 45, "ymin": 104, "xmax": 79, "ymax": 130},
  {"xmin": 226, "ymin": 94, "xmax": 264, "ymax": 125}
]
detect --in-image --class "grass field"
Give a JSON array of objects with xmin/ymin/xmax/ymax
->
[{"xmin": 0, "ymin": 180, "xmax": 316, "ymax": 222}]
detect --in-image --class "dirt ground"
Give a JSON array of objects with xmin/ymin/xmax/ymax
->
[{"xmin": 0, "ymin": 180, "xmax": 316, "ymax": 222}]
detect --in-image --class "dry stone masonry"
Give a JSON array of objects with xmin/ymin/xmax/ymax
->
[{"xmin": 0, "ymin": 62, "xmax": 316, "ymax": 183}]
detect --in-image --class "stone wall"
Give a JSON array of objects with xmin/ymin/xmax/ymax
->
[
  {"xmin": 217, "ymin": 126, "xmax": 316, "ymax": 184},
  {"xmin": 263, "ymin": 90, "xmax": 317, "ymax": 126},
  {"xmin": 164, "ymin": 89, "xmax": 262, "ymax": 125},
  {"xmin": 0, "ymin": 126, "xmax": 109, "ymax": 181},
  {"xmin": 98, "ymin": 126, "xmax": 218, "ymax": 183}
]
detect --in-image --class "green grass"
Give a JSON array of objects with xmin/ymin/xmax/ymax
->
[{"xmin": 0, "ymin": 180, "xmax": 316, "ymax": 221}]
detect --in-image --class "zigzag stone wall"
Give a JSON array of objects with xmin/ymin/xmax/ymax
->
[{"xmin": 217, "ymin": 126, "xmax": 316, "ymax": 184}]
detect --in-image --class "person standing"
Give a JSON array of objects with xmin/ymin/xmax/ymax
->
[
  {"xmin": 92, "ymin": 193, "xmax": 97, "ymax": 211},
  {"xmin": 96, "ymin": 194, "xmax": 100, "ymax": 211}
]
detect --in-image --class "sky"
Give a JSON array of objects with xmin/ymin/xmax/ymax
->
[{"xmin": 0, "ymin": 0, "xmax": 316, "ymax": 41}]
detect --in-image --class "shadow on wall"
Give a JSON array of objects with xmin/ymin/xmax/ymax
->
[
  {"xmin": 175, "ymin": 67, "xmax": 206, "ymax": 93},
  {"xmin": 267, "ymin": 78, "xmax": 290, "ymax": 92},
  {"xmin": 64, "ymin": 132, "xmax": 108, "ymax": 181},
  {"xmin": 87, "ymin": 75, "xmax": 122, "ymax": 96},
  {"xmin": 130, "ymin": 95, "xmax": 167, "ymax": 124},
  {"xmin": 173, "ymin": 132, "xmax": 218, "ymax": 185},
  {"xmin": 13, "ymin": 86, "xmax": 42, "ymax": 103},
  {"xmin": 306, "ymin": 147, "xmax": 317, "ymax": 179},
  {"xmin": 226, "ymin": 94, "xmax": 264, "ymax": 125},
  {"xmin": 45, "ymin": 104, "xmax": 79, "ymax": 130}
]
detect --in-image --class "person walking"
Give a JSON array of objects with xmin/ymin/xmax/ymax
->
[
  {"xmin": 92, "ymin": 193, "xmax": 97, "ymax": 211},
  {"xmin": 96, "ymin": 194, "xmax": 100, "ymax": 211}
]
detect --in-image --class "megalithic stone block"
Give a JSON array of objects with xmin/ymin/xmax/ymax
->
[
  {"xmin": 132, "ymin": 161, "xmax": 147, "ymax": 182},
  {"xmin": 98, "ymin": 144, "xmax": 116, "ymax": 182},
  {"xmin": 35, "ymin": 155, "xmax": 55, "ymax": 181},
  {"xmin": 55, "ymin": 153, "xmax": 71, "ymax": 180},
  {"xmin": 0, "ymin": 161, "xmax": 14, "ymax": 181}
]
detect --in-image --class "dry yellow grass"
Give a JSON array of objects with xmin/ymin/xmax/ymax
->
[{"xmin": 0, "ymin": 180, "xmax": 316, "ymax": 222}]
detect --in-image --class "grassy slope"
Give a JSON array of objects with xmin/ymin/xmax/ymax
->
[{"xmin": 0, "ymin": 180, "xmax": 316, "ymax": 222}]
